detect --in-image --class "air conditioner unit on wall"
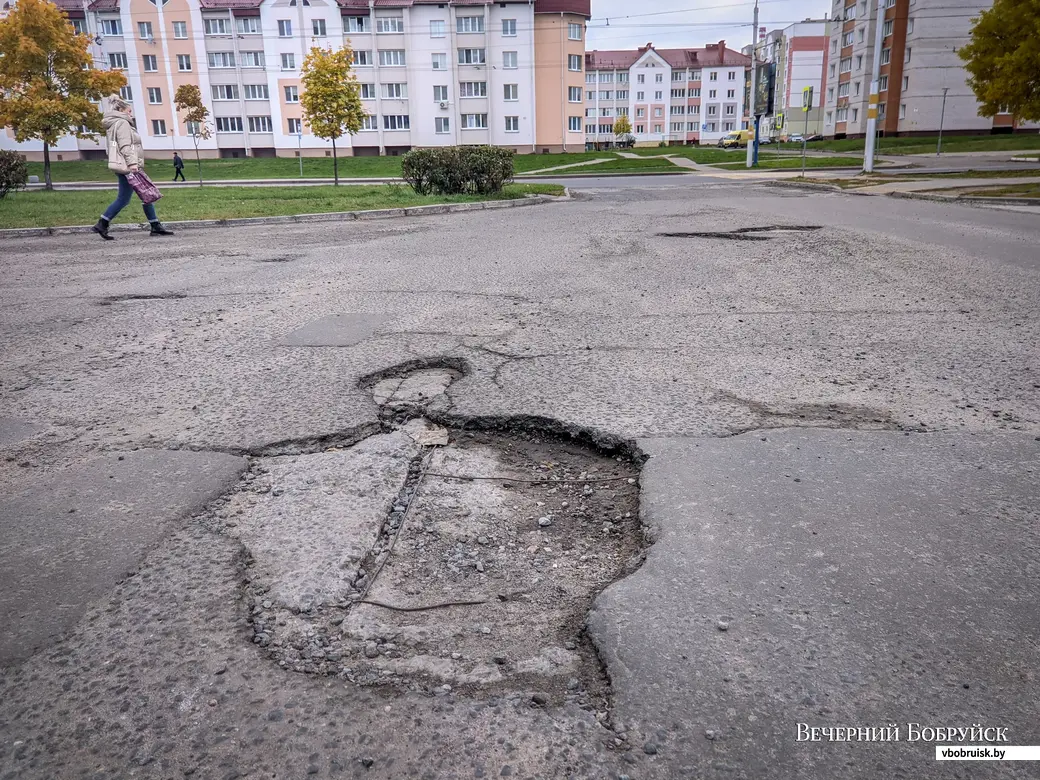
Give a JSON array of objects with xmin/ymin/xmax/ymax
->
[{"xmin": 439, "ymin": 101, "xmax": 449, "ymax": 109}]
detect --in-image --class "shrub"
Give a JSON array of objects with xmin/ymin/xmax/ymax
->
[
  {"xmin": 0, "ymin": 150, "xmax": 28, "ymax": 199},
  {"xmin": 401, "ymin": 145, "xmax": 514, "ymax": 196}
]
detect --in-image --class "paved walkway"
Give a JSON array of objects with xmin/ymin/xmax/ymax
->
[
  {"xmin": 852, "ymin": 175, "xmax": 1040, "ymax": 195},
  {"xmin": 518, "ymin": 157, "xmax": 616, "ymax": 175}
]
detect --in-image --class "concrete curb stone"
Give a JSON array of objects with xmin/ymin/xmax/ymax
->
[{"xmin": 0, "ymin": 193, "xmax": 568, "ymax": 240}]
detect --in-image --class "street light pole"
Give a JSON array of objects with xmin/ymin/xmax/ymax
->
[
  {"xmin": 297, "ymin": 132, "xmax": 303, "ymax": 177},
  {"xmin": 746, "ymin": 0, "xmax": 759, "ymax": 168},
  {"xmin": 936, "ymin": 87, "xmax": 949, "ymax": 156},
  {"xmin": 863, "ymin": 0, "xmax": 886, "ymax": 173}
]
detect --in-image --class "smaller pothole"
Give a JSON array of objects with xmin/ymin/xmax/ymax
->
[
  {"xmin": 659, "ymin": 225, "xmax": 822, "ymax": 240},
  {"xmin": 97, "ymin": 293, "xmax": 187, "ymax": 305}
]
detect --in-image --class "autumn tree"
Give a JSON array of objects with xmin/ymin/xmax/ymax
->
[
  {"xmin": 0, "ymin": 0, "xmax": 125, "ymax": 189},
  {"xmin": 174, "ymin": 84, "xmax": 213, "ymax": 186},
  {"xmin": 614, "ymin": 114, "xmax": 634, "ymax": 145},
  {"xmin": 959, "ymin": 0, "xmax": 1040, "ymax": 122},
  {"xmin": 299, "ymin": 45, "xmax": 365, "ymax": 185}
]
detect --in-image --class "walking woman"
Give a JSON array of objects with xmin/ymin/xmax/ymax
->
[{"xmin": 92, "ymin": 94, "xmax": 173, "ymax": 240}]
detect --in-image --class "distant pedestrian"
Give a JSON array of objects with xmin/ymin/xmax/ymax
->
[
  {"xmin": 92, "ymin": 95, "xmax": 173, "ymax": 240},
  {"xmin": 173, "ymin": 152, "xmax": 185, "ymax": 182}
]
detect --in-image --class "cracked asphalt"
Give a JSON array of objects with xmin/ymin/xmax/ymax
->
[{"xmin": 1, "ymin": 180, "xmax": 1038, "ymax": 780}]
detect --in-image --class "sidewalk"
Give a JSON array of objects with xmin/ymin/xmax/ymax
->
[{"xmin": 849, "ymin": 175, "xmax": 1040, "ymax": 195}]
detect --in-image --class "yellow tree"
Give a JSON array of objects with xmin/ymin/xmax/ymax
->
[
  {"xmin": 0, "ymin": 0, "xmax": 125, "ymax": 189},
  {"xmin": 299, "ymin": 45, "xmax": 364, "ymax": 185},
  {"xmin": 613, "ymin": 114, "xmax": 634, "ymax": 146},
  {"xmin": 174, "ymin": 84, "xmax": 213, "ymax": 186}
]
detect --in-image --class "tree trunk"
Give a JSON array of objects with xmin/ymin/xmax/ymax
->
[
  {"xmin": 194, "ymin": 137, "xmax": 203, "ymax": 187},
  {"xmin": 332, "ymin": 137, "xmax": 339, "ymax": 186},
  {"xmin": 43, "ymin": 143, "xmax": 53, "ymax": 191}
]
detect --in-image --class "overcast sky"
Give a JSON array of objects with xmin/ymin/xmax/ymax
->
[{"xmin": 584, "ymin": 0, "xmax": 832, "ymax": 52}]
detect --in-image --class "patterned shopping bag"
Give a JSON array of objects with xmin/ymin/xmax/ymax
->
[{"xmin": 125, "ymin": 171, "xmax": 163, "ymax": 205}]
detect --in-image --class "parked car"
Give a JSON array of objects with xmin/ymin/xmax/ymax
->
[
  {"xmin": 718, "ymin": 129, "xmax": 754, "ymax": 148},
  {"xmin": 805, "ymin": 133, "xmax": 823, "ymax": 142},
  {"xmin": 788, "ymin": 133, "xmax": 805, "ymax": 143}
]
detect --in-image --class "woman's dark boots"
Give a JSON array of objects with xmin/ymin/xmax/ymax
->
[
  {"xmin": 92, "ymin": 217, "xmax": 114, "ymax": 241},
  {"xmin": 149, "ymin": 221, "xmax": 174, "ymax": 236}
]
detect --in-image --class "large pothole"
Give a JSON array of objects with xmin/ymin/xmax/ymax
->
[{"xmin": 214, "ymin": 362, "xmax": 644, "ymax": 710}]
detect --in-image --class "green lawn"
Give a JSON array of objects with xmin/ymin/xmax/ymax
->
[
  {"xmin": 512, "ymin": 152, "xmax": 617, "ymax": 172},
  {"xmin": 628, "ymin": 146, "xmax": 747, "ymax": 164},
  {"xmin": 808, "ymin": 134, "xmax": 1040, "ymax": 155},
  {"xmin": 550, "ymin": 157, "xmax": 683, "ymax": 174},
  {"xmin": 711, "ymin": 156, "xmax": 864, "ymax": 169},
  {"xmin": 0, "ymin": 183, "xmax": 564, "ymax": 229}
]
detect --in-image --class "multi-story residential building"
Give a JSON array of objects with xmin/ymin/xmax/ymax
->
[
  {"xmin": 822, "ymin": 0, "xmax": 1037, "ymax": 138},
  {"xmin": 1, "ymin": 0, "xmax": 592, "ymax": 159},
  {"xmin": 751, "ymin": 20, "xmax": 830, "ymax": 139},
  {"xmin": 583, "ymin": 42, "xmax": 751, "ymax": 148}
]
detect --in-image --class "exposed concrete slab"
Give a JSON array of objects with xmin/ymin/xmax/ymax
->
[
  {"xmin": 0, "ymin": 417, "xmax": 42, "ymax": 447},
  {"xmin": 0, "ymin": 449, "xmax": 246, "ymax": 665},
  {"xmin": 226, "ymin": 432, "xmax": 420, "ymax": 612},
  {"xmin": 280, "ymin": 314, "xmax": 390, "ymax": 347},
  {"xmin": 589, "ymin": 430, "xmax": 1040, "ymax": 780}
]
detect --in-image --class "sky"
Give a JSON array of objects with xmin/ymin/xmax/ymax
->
[{"xmin": 584, "ymin": 0, "xmax": 833, "ymax": 53}]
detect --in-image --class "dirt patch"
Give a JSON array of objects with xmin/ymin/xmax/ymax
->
[{"xmin": 233, "ymin": 425, "xmax": 643, "ymax": 713}]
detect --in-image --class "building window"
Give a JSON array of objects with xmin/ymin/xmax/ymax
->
[
  {"xmin": 655, "ymin": 73, "xmax": 663, "ymax": 83},
  {"xmin": 880, "ymin": 48, "xmax": 891, "ymax": 65},
  {"xmin": 636, "ymin": 108, "xmax": 644, "ymax": 117},
  {"xmin": 432, "ymin": 53, "xmax": 447, "ymax": 70},
  {"xmin": 70, "ymin": 18, "xmax": 86, "ymax": 34},
  {"xmin": 203, "ymin": 18, "xmax": 228, "ymax": 36},
  {"xmin": 708, "ymin": 89, "xmax": 716, "ymax": 98},
  {"xmin": 839, "ymin": 57, "xmax": 852, "ymax": 73},
  {"xmin": 670, "ymin": 105, "xmax": 684, "ymax": 115},
  {"xmin": 599, "ymin": 90, "xmax": 611, "ymax": 100},
  {"xmin": 237, "ymin": 17, "xmax": 260, "ymax": 34},
  {"xmin": 382, "ymin": 83, "xmax": 407, "ymax": 99},
  {"xmin": 836, "ymin": 106, "xmax": 848, "ymax": 121},
  {"xmin": 652, "ymin": 91, "xmax": 660, "ymax": 100},
  {"xmin": 829, "ymin": 63, "xmax": 836, "ymax": 78},
  {"xmin": 248, "ymin": 116, "xmax": 273, "ymax": 133},
  {"xmin": 143, "ymin": 55, "xmax": 158, "ymax": 72},
  {"xmin": 672, "ymin": 70, "xmax": 685, "ymax": 82},
  {"xmin": 458, "ymin": 81, "xmax": 487, "ymax": 98},
  {"xmin": 689, "ymin": 105, "xmax": 698, "ymax": 115},
  {"xmin": 288, "ymin": 118, "xmax": 302, "ymax": 134},
  {"xmin": 377, "ymin": 17, "xmax": 403, "ymax": 33},
  {"xmin": 456, "ymin": 16, "xmax": 484, "ymax": 33},
  {"xmin": 653, "ymin": 124, "xmax": 662, "ymax": 133},
  {"xmin": 831, "ymin": 39, "xmax": 838, "ymax": 54},
  {"xmin": 851, "ymin": 107, "xmax": 858, "ymax": 122},
  {"xmin": 100, "ymin": 18, "xmax": 122, "ymax": 35},
  {"xmin": 458, "ymin": 48, "xmax": 486, "ymax": 65},
  {"xmin": 244, "ymin": 84, "xmax": 269, "ymax": 99},
  {"xmin": 207, "ymin": 51, "xmax": 234, "ymax": 68},
  {"xmin": 827, "ymin": 86, "xmax": 834, "ymax": 101},
  {"xmin": 858, "ymin": 27, "xmax": 865, "ymax": 43},
  {"xmin": 216, "ymin": 117, "xmax": 243, "ymax": 132},
  {"xmin": 278, "ymin": 19, "xmax": 292, "ymax": 37},
  {"xmin": 353, "ymin": 51, "xmax": 372, "ymax": 66},
  {"xmin": 902, "ymin": 75, "xmax": 909, "ymax": 90},
  {"xmin": 671, "ymin": 88, "xmax": 685, "ymax": 98},
  {"xmin": 504, "ymin": 51, "xmax": 518, "ymax": 69},
  {"xmin": 433, "ymin": 85, "xmax": 448, "ymax": 102},
  {"xmin": 825, "ymin": 110, "xmax": 833, "ymax": 124},
  {"xmin": 728, "ymin": 71, "xmax": 736, "ymax": 80},
  {"xmin": 878, "ymin": 75, "xmax": 888, "ymax": 92},
  {"xmin": 212, "ymin": 84, "xmax": 238, "ymax": 100},
  {"xmin": 108, "ymin": 52, "xmax": 128, "ymax": 70},
  {"xmin": 709, "ymin": 71, "xmax": 717, "ymax": 81},
  {"xmin": 568, "ymin": 86, "xmax": 582, "ymax": 102},
  {"xmin": 997, "ymin": 104, "xmax": 1011, "ymax": 114},
  {"xmin": 586, "ymin": 72, "xmax": 597, "ymax": 84},
  {"xmin": 503, "ymin": 19, "xmax": 517, "ymax": 36},
  {"xmin": 636, "ymin": 124, "xmax": 644, "ymax": 133},
  {"xmin": 878, "ymin": 103, "xmax": 886, "ymax": 119},
  {"xmin": 346, "ymin": 17, "xmax": 368, "ymax": 33},
  {"xmin": 706, "ymin": 105, "xmax": 716, "ymax": 116},
  {"xmin": 637, "ymin": 74, "xmax": 644, "ymax": 84},
  {"xmin": 147, "ymin": 86, "xmax": 162, "ymax": 104},
  {"xmin": 907, "ymin": 18, "xmax": 914, "ymax": 34},
  {"xmin": 285, "ymin": 85, "xmax": 299, "ymax": 103},
  {"xmin": 379, "ymin": 50, "xmax": 406, "ymax": 66},
  {"xmin": 279, "ymin": 53, "xmax": 295, "ymax": 70},
  {"xmin": 654, "ymin": 107, "xmax": 663, "ymax": 117},
  {"xmin": 837, "ymin": 82, "xmax": 849, "ymax": 98},
  {"xmin": 726, "ymin": 89, "xmax": 735, "ymax": 99},
  {"xmin": 853, "ymin": 80, "xmax": 861, "ymax": 96},
  {"xmin": 899, "ymin": 103, "xmax": 906, "ymax": 119},
  {"xmin": 435, "ymin": 117, "xmax": 450, "ymax": 134},
  {"xmin": 361, "ymin": 115, "xmax": 378, "ymax": 130},
  {"xmin": 461, "ymin": 113, "xmax": 488, "ymax": 129},
  {"xmin": 842, "ymin": 31, "xmax": 854, "ymax": 46},
  {"xmin": 119, "ymin": 85, "xmax": 133, "ymax": 101},
  {"xmin": 599, "ymin": 72, "xmax": 613, "ymax": 83},
  {"xmin": 138, "ymin": 21, "xmax": 153, "ymax": 39},
  {"xmin": 636, "ymin": 91, "xmax": 644, "ymax": 100},
  {"xmin": 359, "ymin": 83, "xmax": 376, "ymax": 99},
  {"xmin": 724, "ymin": 105, "xmax": 735, "ymax": 116},
  {"xmin": 568, "ymin": 54, "xmax": 581, "ymax": 71},
  {"xmin": 383, "ymin": 115, "xmax": 409, "ymax": 130},
  {"xmin": 504, "ymin": 115, "xmax": 519, "ymax": 132},
  {"xmin": 240, "ymin": 51, "xmax": 264, "ymax": 68},
  {"xmin": 690, "ymin": 70, "xmax": 700, "ymax": 81},
  {"xmin": 905, "ymin": 47, "xmax": 912, "ymax": 62},
  {"xmin": 151, "ymin": 119, "xmax": 166, "ymax": 135},
  {"xmin": 430, "ymin": 20, "xmax": 446, "ymax": 37},
  {"xmin": 585, "ymin": 108, "xmax": 594, "ymax": 117},
  {"xmin": 177, "ymin": 54, "xmax": 192, "ymax": 72},
  {"xmin": 882, "ymin": 19, "xmax": 893, "ymax": 37},
  {"xmin": 568, "ymin": 22, "xmax": 582, "ymax": 40},
  {"xmin": 691, "ymin": 88, "xmax": 700, "ymax": 97},
  {"xmin": 172, "ymin": 20, "xmax": 187, "ymax": 39},
  {"xmin": 568, "ymin": 116, "xmax": 582, "ymax": 131},
  {"xmin": 617, "ymin": 107, "xmax": 628, "ymax": 116},
  {"xmin": 504, "ymin": 83, "xmax": 518, "ymax": 101},
  {"xmin": 185, "ymin": 120, "xmax": 200, "ymax": 136},
  {"xmin": 600, "ymin": 107, "xmax": 612, "ymax": 117},
  {"xmin": 617, "ymin": 90, "xmax": 628, "ymax": 99}
]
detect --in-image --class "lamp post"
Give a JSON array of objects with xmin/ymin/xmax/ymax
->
[
  {"xmin": 296, "ymin": 131, "xmax": 303, "ymax": 177},
  {"xmin": 936, "ymin": 87, "xmax": 949, "ymax": 157}
]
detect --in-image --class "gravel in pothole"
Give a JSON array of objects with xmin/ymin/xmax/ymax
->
[{"xmin": 222, "ymin": 428, "xmax": 643, "ymax": 710}]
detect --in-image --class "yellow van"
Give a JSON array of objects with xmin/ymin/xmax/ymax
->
[{"xmin": 717, "ymin": 129, "xmax": 754, "ymax": 149}]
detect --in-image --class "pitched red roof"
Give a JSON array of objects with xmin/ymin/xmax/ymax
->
[
  {"xmin": 87, "ymin": 0, "xmax": 118, "ymax": 10},
  {"xmin": 198, "ymin": 0, "xmax": 262, "ymax": 8},
  {"xmin": 52, "ymin": 0, "xmax": 85, "ymax": 11},
  {"xmin": 586, "ymin": 42, "xmax": 751, "ymax": 71}
]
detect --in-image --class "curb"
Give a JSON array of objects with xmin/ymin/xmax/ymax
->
[
  {"xmin": 0, "ymin": 193, "xmax": 567, "ymax": 240},
  {"xmin": 886, "ymin": 191, "xmax": 1040, "ymax": 206},
  {"xmin": 763, "ymin": 180, "xmax": 843, "ymax": 192}
]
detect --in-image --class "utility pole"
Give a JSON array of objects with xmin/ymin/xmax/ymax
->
[
  {"xmin": 746, "ymin": 0, "xmax": 759, "ymax": 168},
  {"xmin": 936, "ymin": 87, "xmax": 949, "ymax": 156},
  {"xmin": 863, "ymin": 0, "xmax": 886, "ymax": 173}
]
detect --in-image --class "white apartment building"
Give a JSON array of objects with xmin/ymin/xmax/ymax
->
[
  {"xmin": 753, "ymin": 20, "xmax": 830, "ymax": 139},
  {"xmin": 583, "ymin": 42, "xmax": 751, "ymax": 148},
  {"xmin": 2, "ymin": 0, "xmax": 592, "ymax": 159}
]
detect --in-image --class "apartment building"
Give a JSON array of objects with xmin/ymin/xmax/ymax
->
[
  {"xmin": 1, "ymin": 0, "xmax": 592, "ymax": 160},
  {"xmin": 751, "ymin": 20, "xmax": 830, "ymax": 139},
  {"xmin": 822, "ymin": 0, "xmax": 1037, "ymax": 138},
  {"xmin": 583, "ymin": 42, "xmax": 752, "ymax": 148}
]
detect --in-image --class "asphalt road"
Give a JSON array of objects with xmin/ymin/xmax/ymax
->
[{"xmin": 1, "ymin": 178, "xmax": 1038, "ymax": 779}]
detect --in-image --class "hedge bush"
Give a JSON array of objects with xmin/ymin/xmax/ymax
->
[
  {"xmin": 402, "ymin": 146, "xmax": 514, "ymax": 195},
  {"xmin": 0, "ymin": 150, "xmax": 28, "ymax": 199}
]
